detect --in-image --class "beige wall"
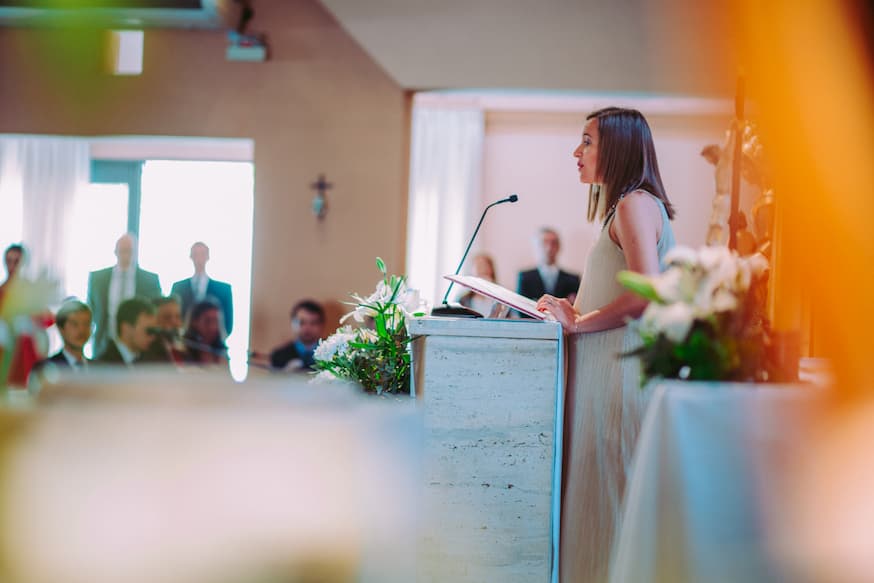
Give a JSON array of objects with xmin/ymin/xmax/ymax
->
[
  {"xmin": 0, "ymin": 0, "xmax": 410, "ymax": 351},
  {"xmin": 476, "ymin": 111, "xmax": 731, "ymax": 292}
]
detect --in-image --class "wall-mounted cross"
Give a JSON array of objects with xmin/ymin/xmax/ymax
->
[{"xmin": 310, "ymin": 173, "xmax": 332, "ymax": 220}]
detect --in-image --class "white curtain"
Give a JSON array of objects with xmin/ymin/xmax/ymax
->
[
  {"xmin": 405, "ymin": 107, "xmax": 485, "ymax": 306},
  {"xmin": 0, "ymin": 136, "xmax": 90, "ymax": 288}
]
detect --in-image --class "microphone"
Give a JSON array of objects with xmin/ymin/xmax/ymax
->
[{"xmin": 431, "ymin": 194, "xmax": 520, "ymax": 318}]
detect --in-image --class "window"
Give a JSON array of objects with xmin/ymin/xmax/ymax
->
[
  {"xmin": 65, "ymin": 183, "xmax": 129, "ymax": 302},
  {"xmin": 63, "ymin": 158, "xmax": 254, "ymax": 379},
  {"xmin": 138, "ymin": 160, "xmax": 254, "ymax": 381}
]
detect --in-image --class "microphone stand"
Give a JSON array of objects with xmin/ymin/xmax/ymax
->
[
  {"xmin": 431, "ymin": 194, "xmax": 519, "ymax": 318},
  {"xmin": 149, "ymin": 329, "xmax": 229, "ymax": 362},
  {"xmin": 178, "ymin": 336, "xmax": 230, "ymax": 360}
]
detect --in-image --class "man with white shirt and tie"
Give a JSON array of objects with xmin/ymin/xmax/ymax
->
[
  {"xmin": 87, "ymin": 233, "xmax": 162, "ymax": 357},
  {"xmin": 42, "ymin": 300, "xmax": 92, "ymax": 371},
  {"xmin": 516, "ymin": 227, "xmax": 581, "ymax": 317},
  {"xmin": 171, "ymin": 242, "xmax": 233, "ymax": 337}
]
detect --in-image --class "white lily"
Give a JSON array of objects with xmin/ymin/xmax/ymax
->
[
  {"xmin": 711, "ymin": 288, "xmax": 739, "ymax": 313},
  {"xmin": 642, "ymin": 302, "xmax": 695, "ymax": 343},
  {"xmin": 314, "ymin": 327, "xmax": 356, "ymax": 361},
  {"xmin": 697, "ymin": 245, "xmax": 733, "ymax": 272}
]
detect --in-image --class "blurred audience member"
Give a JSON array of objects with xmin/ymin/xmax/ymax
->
[
  {"xmin": 171, "ymin": 242, "xmax": 234, "ymax": 336},
  {"xmin": 141, "ymin": 295, "xmax": 186, "ymax": 364},
  {"xmin": 95, "ymin": 297, "xmax": 158, "ymax": 366},
  {"xmin": 42, "ymin": 300, "xmax": 92, "ymax": 371},
  {"xmin": 0, "ymin": 243, "xmax": 25, "ymax": 305},
  {"xmin": 269, "ymin": 300, "xmax": 325, "ymax": 371},
  {"xmin": 154, "ymin": 295, "xmax": 183, "ymax": 333},
  {"xmin": 2, "ymin": 243, "xmax": 24, "ymax": 282},
  {"xmin": 459, "ymin": 253, "xmax": 499, "ymax": 316},
  {"xmin": 87, "ymin": 233, "xmax": 162, "ymax": 357},
  {"xmin": 183, "ymin": 300, "xmax": 229, "ymax": 367},
  {"xmin": 516, "ymin": 227, "xmax": 581, "ymax": 316}
]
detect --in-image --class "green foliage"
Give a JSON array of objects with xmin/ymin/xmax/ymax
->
[{"xmin": 617, "ymin": 270, "xmax": 662, "ymax": 303}]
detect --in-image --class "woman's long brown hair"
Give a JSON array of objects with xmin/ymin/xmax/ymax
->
[{"xmin": 585, "ymin": 107, "xmax": 676, "ymax": 223}]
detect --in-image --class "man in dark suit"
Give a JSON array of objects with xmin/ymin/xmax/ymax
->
[
  {"xmin": 87, "ymin": 233, "xmax": 162, "ymax": 357},
  {"xmin": 516, "ymin": 227, "xmax": 581, "ymax": 316},
  {"xmin": 95, "ymin": 297, "xmax": 159, "ymax": 366},
  {"xmin": 268, "ymin": 300, "xmax": 325, "ymax": 371},
  {"xmin": 171, "ymin": 242, "xmax": 234, "ymax": 336},
  {"xmin": 41, "ymin": 299, "xmax": 92, "ymax": 371}
]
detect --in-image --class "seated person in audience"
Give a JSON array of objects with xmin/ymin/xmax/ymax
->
[
  {"xmin": 458, "ymin": 253, "xmax": 499, "ymax": 316},
  {"xmin": 42, "ymin": 300, "xmax": 92, "ymax": 371},
  {"xmin": 154, "ymin": 295, "xmax": 183, "ymax": 334},
  {"xmin": 2, "ymin": 243, "xmax": 24, "ymax": 284},
  {"xmin": 0, "ymin": 243, "xmax": 25, "ymax": 305},
  {"xmin": 269, "ymin": 300, "xmax": 325, "ymax": 371},
  {"xmin": 96, "ymin": 297, "xmax": 159, "ymax": 366},
  {"xmin": 141, "ymin": 296, "xmax": 187, "ymax": 364},
  {"xmin": 182, "ymin": 300, "xmax": 229, "ymax": 367}
]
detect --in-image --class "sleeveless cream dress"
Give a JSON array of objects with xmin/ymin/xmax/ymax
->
[{"xmin": 560, "ymin": 194, "xmax": 676, "ymax": 582}]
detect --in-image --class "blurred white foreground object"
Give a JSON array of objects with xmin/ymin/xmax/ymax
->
[{"xmin": 0, "ymin": 371, "xmax": 421, "ymax": 583}]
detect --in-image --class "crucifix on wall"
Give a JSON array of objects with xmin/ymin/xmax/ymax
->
[{"xmin": 310, "ymin": 173, "xmax": 332, "ymax": 221}]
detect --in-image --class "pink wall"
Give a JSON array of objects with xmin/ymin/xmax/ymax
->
[{"xmin": 476, "ymin": 111, "xmax": 731, "ymax": 291}]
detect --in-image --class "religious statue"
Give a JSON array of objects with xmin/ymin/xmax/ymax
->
[{"xmin": 701, "ymin": 121, "xmax": 775, "ymax": 257}]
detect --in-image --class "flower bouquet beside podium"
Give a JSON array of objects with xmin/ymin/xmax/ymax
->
[
  {"xmin": 313, "ymin": 258, "xmax": 425, "ymax": 395},
  {"xmin": 618, "ymin": 245, "xmax": 776, "ymax": 384}
]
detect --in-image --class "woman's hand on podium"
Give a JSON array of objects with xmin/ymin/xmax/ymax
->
[{"xmin": 536, "ymin": 295, "xmax": 578, "ymax": 332}]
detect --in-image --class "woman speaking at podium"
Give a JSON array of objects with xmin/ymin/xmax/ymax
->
[{"xmin": 537, "ymin": 107, "xmax": 676, "ymax": 582}]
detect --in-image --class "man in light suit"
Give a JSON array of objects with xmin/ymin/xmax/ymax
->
[
  {"xmin": 171, "ymin": 242, "xmax": 234, "ymax": 336},
  {"xmin": 87, "ymin": 233, "xmax": 162, "ymax": 357},
  {"xmin": 516, "ymin": 227, "xmax": 581, "ymax": 317}
]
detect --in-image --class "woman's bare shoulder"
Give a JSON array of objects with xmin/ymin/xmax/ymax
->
[
  {"xmin": 616, "ymin": 189, "xmax": 660, "ymax": 212},
  {"xmin": 615, "ymin": 190, "xmax": 661, "ymax": 223},
  {"xmin": 611, "ymin": 190, "xmax": 662, "ymax": 246}
]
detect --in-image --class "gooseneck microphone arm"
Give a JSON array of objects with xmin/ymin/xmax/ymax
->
[
  {"xmin": 441, "ymin": 194, "xmax": 518, "ymax": 305},
  {"xmin": 147, "ymin": 327, "xmax": 229, "ymax": 359}
]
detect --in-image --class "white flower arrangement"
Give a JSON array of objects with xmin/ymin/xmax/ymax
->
[
  {"xmin": 313, "ymin": 258, "xmax": 424, "ymax": 395},
  {"xmin": 618, "ymin": 245, "xmax": 774, "ymax": 383},
  {"xmin": 312, "ymin": 326, "xmax": 356, "ymax": 362}
]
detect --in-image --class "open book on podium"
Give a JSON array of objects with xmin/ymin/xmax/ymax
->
[{"xmin": 444, "ymin": 274, "xmax": 555, "ymax": 321}]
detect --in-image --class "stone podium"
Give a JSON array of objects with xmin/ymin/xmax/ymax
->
[{"xmin": 409, "ymin": 317, "xmax": 564, "ymax": 583}]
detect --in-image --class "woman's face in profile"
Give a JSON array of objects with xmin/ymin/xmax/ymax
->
[{"xmin": 574, "ymin": 118, "xmax": 600, "ymax": 184}]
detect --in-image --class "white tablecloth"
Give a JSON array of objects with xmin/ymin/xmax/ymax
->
[{"xmin": 610, "ymin": 381, "xmax": 820, "ymax": 583}]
